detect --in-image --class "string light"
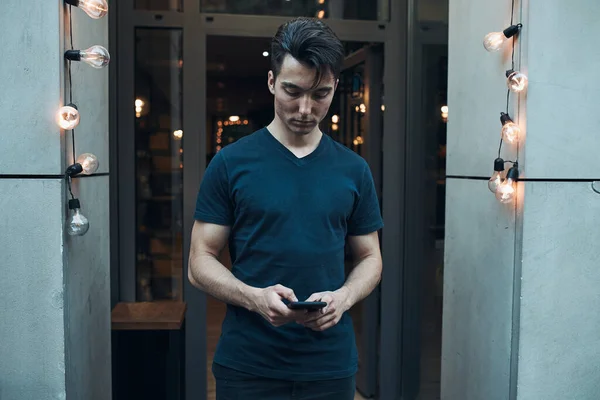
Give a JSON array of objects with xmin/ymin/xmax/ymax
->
[
  {"xmin": 483, "ymin": 24, "xmax": 522, "ymax": 52},
  {"xmin": 64, "ymin": 0, "xmax": 108, "ymax": 19},
  {"xmin": 495, "ymin": 163, "xmax": 519, "ymax": 203},
  {"xmin": 66, "ymin": 153, "xmax": 100, "ymax": 177},
  {"xmin": 67, "ymin": 198, "xmax": 90, "ymax": 236},
  {"xmin": 506, "ymin": 69, "xmax": 528, "ymax": 93},
  {"xmin": 65, "ymin": 45, "xmax": 110, "ymax": 69},
  {"xmin": 486, "ymin": 0, "xmax": 523, "ymax": 203},
  {"xmin": 488, "ymin": 158, "xmax": 506, "ymax": 193},
  {"xmin": 61, "ymin": 1, "xmax": 109, "ymax": 236},
  {"xmin": 500, "ymin": 112, "xmax": 520, "ymax": 144},
  {"xmin": 57, "ymin": 104, "xmax": 80, "ymax": 130}
]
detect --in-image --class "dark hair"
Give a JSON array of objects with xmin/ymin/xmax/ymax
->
[{"xmin": 271, "ymin": 17, "xmax": 345, "ymax": 88}]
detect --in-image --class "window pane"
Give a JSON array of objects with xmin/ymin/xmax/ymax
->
[
  {"xmin": 201, "ymin": 0, "xmax": 389, "ymax": 21},
  {"xmin": 135, "ymin": 28, "xmax": 184, "ymax": 301},
  {"xmin": 135, "ymin": 0, "xmax": 182, "ymax": 12}
]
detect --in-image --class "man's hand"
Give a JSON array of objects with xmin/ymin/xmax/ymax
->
[
  {"xmin": 251, "ymin": 284, "xmax": 306, "ymax": 327},
  {"xmin": 300, "ymin": 288, "xmax": 351, "ymax": 332}
]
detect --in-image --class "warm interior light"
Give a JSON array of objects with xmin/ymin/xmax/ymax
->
[
  {"xmin": 229, "ymin": 115, "xmax": 240, "ymax": 122},
  {"xmin": 173, "ymin": 130, "xmax": 183, "ymax": 139},
  {"xmin": 331, "ymin": 114, "xmax": 339, "ymax": 123}
]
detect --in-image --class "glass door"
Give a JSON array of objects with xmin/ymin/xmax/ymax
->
[
  {"xmin": 117, "ymin": 1, "xmax": 405, "ymax": 398},
  {"xmin": 134, "ymin": 28, "xmax": 185, "ymax": 301},
  {"xmin": 334, "ymin": 44, "xmax": 384, "ymax": 399}
]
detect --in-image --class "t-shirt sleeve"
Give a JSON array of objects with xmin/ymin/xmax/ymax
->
[
  {"xmin": 347, "ymin": 163, "xmax": 384, "ymax": 236},
  {"xmin": 194, "ymin": 151, "xmax": 234, "ymax": 226}
]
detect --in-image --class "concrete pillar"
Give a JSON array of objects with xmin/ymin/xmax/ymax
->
[
  {"xmin": 0, "ymin": 0, "xmax": 111, "ymax": 399},
  {"xmin": 442, "ymin": 0, "xmax": 600, "ymax": 399}
]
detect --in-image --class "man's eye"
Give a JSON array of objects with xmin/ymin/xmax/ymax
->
[
  {"xmin": 286, "ymin": 90, "xmax": 300, "ymax": 97},
  {"xmin": 313, "ymin": 93, "xmax": 328, "ymax": 99}
]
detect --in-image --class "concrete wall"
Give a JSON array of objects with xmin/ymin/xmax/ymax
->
[
  {"xmin": 0, "ymin": 0, "xmax": 111, "ymax": 399},
  {"xmin": 443, "ymin": 0, "xmax": 600, "ymax": 399}
]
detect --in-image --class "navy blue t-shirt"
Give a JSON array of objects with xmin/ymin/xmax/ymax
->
[{"xmin": 194, "ymin": 127, "xmax": 384, "ymax": 381}]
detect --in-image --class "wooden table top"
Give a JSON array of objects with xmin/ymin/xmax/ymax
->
[{"xmin": 111, "ymin": 301, "xmax": 187, "ymax": 331}]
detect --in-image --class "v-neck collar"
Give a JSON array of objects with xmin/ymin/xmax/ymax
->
[{"xmin": 262, "ymin": 127, "xmax": 328, "ymax": 166}]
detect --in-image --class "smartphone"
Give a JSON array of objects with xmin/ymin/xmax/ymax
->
[{"xmin": 287, "ymin": 301, "xmax": 327, "ymax": 311}]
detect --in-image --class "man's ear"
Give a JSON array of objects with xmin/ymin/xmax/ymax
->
[{"xmin": 268, "ymin": 70, "xmax": 276, "ymax": 95}]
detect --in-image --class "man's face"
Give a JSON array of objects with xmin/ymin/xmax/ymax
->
[{"xmin": 268, "ymin": 54, "xmax": 338, "ymax": 136}]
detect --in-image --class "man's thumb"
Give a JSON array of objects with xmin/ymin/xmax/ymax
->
[{"xmin": 274, "ymin": 284, "xmax": 298, "ymax": 302}]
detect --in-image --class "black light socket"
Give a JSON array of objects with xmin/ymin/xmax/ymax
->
[
  {"xmin": 502, "ymin": 24, "xmax": 522, "ymax": 39},
  {"xmin": 505, "ymin": 69, "xmax": 515, "ymax": 78},
  {"xmin": 494, "ymin": 158, "xmax": 505, "ymax": 172},
  {"xmin": 66, "ymin": 103, "xmax": 78, "ymax": 110},
  {"xmin": 506, "ymin": 164, "xmax": 520, "ymax": 181},
  {"xmin": 64, "ymin": 50, "xmax": 82, "ymax": 62},
  {"xmin": 69, "ymin": 198, "xmax": 81, "ymax": 210},
  {"xmin": 500, "ymin": 112, "xmax": 513, "ymax": 126},
  {"xmin": 64, "ymin": 0, "xmax": 81, "ymax": 7},
  {"xmin": 66, "ymin": 163, "xmax": 83, "ymax": 177}
]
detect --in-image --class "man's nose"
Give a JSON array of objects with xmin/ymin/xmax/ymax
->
[{"xmin": 298, "ymin": 95, "xmax": 312, "ymax": 115}]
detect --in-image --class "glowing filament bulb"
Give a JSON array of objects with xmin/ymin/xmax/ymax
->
[
  {"xmin": 500, "ymin": 112, "xmax": 521, "ymax": 144},
  {"xmin": 483, "ymin": 24, "xmax": 522, "ymax": 52},
  {"xmin": 57, "ymin": 104, "xmax": 80, "ymax": 130},
  {"xmin": 495, "ymin": 165, "xmax": 519, "ymax": 204},
  {"xmin": 65, "ymin": 0, "xmax": 108, "ymax": 19},
  {"xmin": 506, "ymin": 70, "xmax": 529, "ymax": 93},
  {"xmin": 65, "ymin": 45, "xmax": 110, "ymax": 69},
  {"xmin": 488, "ymin": 158, "xmax": 505, "ymax": 193}
]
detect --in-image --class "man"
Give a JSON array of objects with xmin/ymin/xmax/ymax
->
[{"xmin": 188, "ymin": 17, "xmax": 383, "ymax": 400}]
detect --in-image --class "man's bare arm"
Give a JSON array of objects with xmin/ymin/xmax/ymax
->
[
  {"xmin": 188, "ymin": 220, "xmax": 259, "ymax": 310},
  {"xmin": 339, "ymin": 230, "xmax": 382, "ymax": 310},
  {"xmin": 188, "ymin": 220, "xmax": 304, "ymax": 326},
  {"xmin": 302, "ymin": 230, "xmax": 382, "ymax": 331}
]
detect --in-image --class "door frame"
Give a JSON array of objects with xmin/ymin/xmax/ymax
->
[{"xmin": 113, "ymin": 1, "xmax": 412, "ymax": 399}]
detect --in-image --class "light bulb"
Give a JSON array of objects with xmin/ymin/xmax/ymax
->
[
  {"xmin": 66, "ymin": 153, "xmax": 99, "ymax": 177},
  {"xmin": 495, "ymin": 164, "xmax": 519, "ymax": 204},
  {"xmin": 488, "ymin": 158, "xmax": 505, "ymax": 193},
  {"xmin": 67, "ymin": 199, "xmax": 90, "ymax": 236},
  {"xmin": 65, "ymin": 45, "xmax": 110, "ymax": 69},
  {"xmin": 76, "ymin": 153, "xmax": 99, "ymax": 174},
  {"xmin": 506, "ymin": 70, "xmax": 528, "ymax": 93},
  {"xmin": 500, "ymin": 112, "xmax": 521, "ymax": 144},
  {"xmin": 65, "ymin": 0, "xmax": 108, "ymax": 19},
  {"xmin": 483, "ymin": 24, "xmax": 521, "ymax": 52},
  {"xmin": 57, "ymin": 104, "xmax": 80, "ymax": 130}
]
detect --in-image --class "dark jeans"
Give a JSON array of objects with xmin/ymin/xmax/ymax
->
[{"xmin": 213, "ymin": 363, "xmax": 356, "ymax": 400}]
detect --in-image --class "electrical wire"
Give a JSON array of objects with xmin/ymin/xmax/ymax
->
[
  {"xmin": 497, "ymin": 0, "xmax": 520, "ymax": 163},
  {"xmin": 68, "ymin": 5, "xmax": 76, "ymax": 165}
]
